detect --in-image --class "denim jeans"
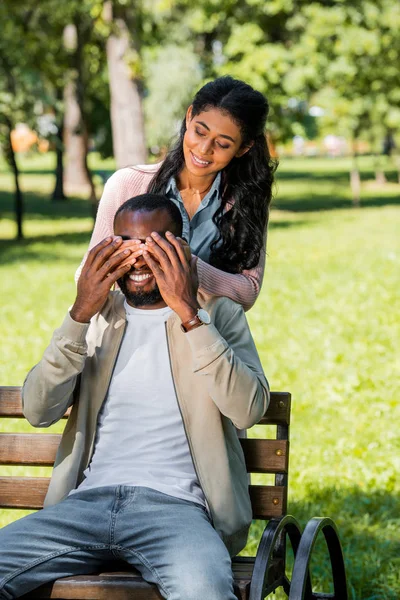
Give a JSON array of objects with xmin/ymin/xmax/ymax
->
[{"xmin": 0, "ymin": 486, "xmax": 237, "ymax": 600}]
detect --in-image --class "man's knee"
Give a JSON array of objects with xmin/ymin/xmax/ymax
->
[{"xmin": 171, "ymin": 558, "xmax": 234, "ymax": 600}]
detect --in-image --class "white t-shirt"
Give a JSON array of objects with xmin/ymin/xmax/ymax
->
[{"xmin": 73, "ymin": 301, "xmax": 205, "ymax": 507}]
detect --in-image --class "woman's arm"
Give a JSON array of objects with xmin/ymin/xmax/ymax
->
[{"xmin": 196, "ymin": 247, "xmax": 266, "ymax": 312}]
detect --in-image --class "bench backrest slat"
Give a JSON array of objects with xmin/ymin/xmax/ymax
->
[
  {"xmin": 0, "ymin": 434, "xmax": 288, "ymax": 474},
  {"xmin": 0, "ymin": 387, "xmax": 291, "ymax": 520},
  {"xmin": 0, "ymin": 476, "xmax": 286, "ymax": 517},
  {"xmin": 0, "ymin": 387, "xmax": 290, "ymax": 426}
]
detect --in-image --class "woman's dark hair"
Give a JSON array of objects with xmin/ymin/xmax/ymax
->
[{"xmin": 147, "ymin": 75, "xmax": 277, "ymax": 273}]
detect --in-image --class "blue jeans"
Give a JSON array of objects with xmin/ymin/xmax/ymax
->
[{"xmin": 0, "ymin": 486, "xmax": 236, "ymax": 599}]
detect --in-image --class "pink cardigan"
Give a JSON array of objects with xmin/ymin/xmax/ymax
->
[{"xmin": 76, "ymin": 164, "xmax": 266, "ymax": 311}]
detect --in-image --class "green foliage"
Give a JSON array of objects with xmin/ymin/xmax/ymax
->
[
  {"xmin": 143, "ymin": 44, "xmax": 202, "ymax": 149},
  {"xmin": 0, "ymin": 154, "xmax": 399, "ymax": 598}
]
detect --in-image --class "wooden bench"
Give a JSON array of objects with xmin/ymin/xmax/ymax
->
[{"xmin": 0, "ymin": 386, "xmax": 347, "ymax": 599}]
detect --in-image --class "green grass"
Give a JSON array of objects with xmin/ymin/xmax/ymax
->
[{"xmin": 0, "ymin": 153, "xmax": 399, "ymax": 599}]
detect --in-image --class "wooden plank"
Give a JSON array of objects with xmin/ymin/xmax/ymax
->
[
  {"xmin": 0, "ymin": 433, "xmax": 61, "ymax": 466},
  {"xmin": 0, "ymin": 476, "xmax": 49, "ymax": 509},
  {"xmin": 240, "ymin": 439, "xmax": 288, "ymax": 474},
  {"xmin": 0, "ymin": 434, "xmax": 287, "ymax": 474},
  {"xmin": 0, "ymin": 387, "xmax": 290, "ymax": 425},
  {"xmin": 0, "ymin": 387, "xmax": 69, "ymax": 419},
  {"xmin": 0, "ymin": 386, "xmax": 24, "ymax": 417},
  {"xmin": 249, "ymin": 485, "xmax": 286, "ymax": 519},
  {"xmin": 20, "ymin": 559, "xmax": 258, "ymax": 600},
  {"xmin": 258, "ymin": 392, "xmax": 291, "ymax": 426},
  {"xmin": 0, "ymin": 478, "xmax": 286, "ymax": 521}
]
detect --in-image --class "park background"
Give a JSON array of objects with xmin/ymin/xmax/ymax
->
[{"xmin": 0, "ymin": 1, "xmax": 399, "ymax": 598}]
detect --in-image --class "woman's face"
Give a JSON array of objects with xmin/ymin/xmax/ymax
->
[{"xmin": 182, "ymin": 106, "xmax": 251, "ymax": 179}]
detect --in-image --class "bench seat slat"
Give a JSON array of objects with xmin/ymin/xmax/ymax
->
[
  {"xmin": 0, "ymin": 477, "xmax": 285, "ymax": 518},
  {"xmin": 20, "ymin": 559, "xmax": 259, "ymax": 600},
  {"xmin": 0, "ymin": 388, "xmax": 290, "ymax": 425}
]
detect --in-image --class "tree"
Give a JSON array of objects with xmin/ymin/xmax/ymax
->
[
  {"xmin": 0, "ymin": 3, "xmax": 48, "ymax": 238},
  {"xmin": 103, "ymin": 1, "xmax": 146, "ymax": 168},
  {"xmin": 288, "ymin": 0, "xmax": 400, "ymax": 202}
]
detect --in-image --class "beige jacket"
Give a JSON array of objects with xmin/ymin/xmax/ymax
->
[{"xmin": 22, "ymin": 292, "xmax": 269, "ymax": 556}]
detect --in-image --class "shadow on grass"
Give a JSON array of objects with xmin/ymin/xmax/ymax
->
[
  {"xmin": 0, "ymin": 191, "xmax": 93, "ymax": 221},
  {"xmin": 277, "ymin": 168, "xmax": 398, "ymax": 183},
  {"xmin": 0, "ymin": 166, "xmax": 115, "ymax": 179},
  {"xmin": 268, "ymin": 219, "xmax": 315, "ymax": 229},
  {"xmin": 0, "ymin": 232, "xmax": 92, "ymax": 265},
  {"xmin": 273, "ymin": 189, "xmax": 400, "ymax": 212},
  {"xmin": 247, "ymin": 486, "xmax": 399, "ymax": 600}
]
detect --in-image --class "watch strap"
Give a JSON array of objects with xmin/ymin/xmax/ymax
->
[{"xmin": 180, "ymin": 314, "xmax": 204, "ymax": 333}]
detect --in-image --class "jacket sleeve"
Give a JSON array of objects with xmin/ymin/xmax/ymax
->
[
  {"xmin": 22, "ymin": 313, "xmax": 90, "ymax": 427},
  {"xmin": 195, "ymin": 243, "xmax": 266, "ymax": 312},
  {"xmin": 185, "ymin": 301, "xmax": 269, "ymax": 429}
]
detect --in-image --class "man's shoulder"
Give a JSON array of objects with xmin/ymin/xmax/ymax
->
[{"xmin": 204, "ymin": 296, "xmax": 244, "ymax": 325}]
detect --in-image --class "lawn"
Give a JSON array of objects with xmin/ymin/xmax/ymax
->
[{"xmin": 0, "ymin": 153, "xmax": 399, "ymax": 599}]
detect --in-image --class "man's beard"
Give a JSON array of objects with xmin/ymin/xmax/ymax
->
[{"xmin": 117, "ymin": 274, "xmax": 163, "ymax": 307}]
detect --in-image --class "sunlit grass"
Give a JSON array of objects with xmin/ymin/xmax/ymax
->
[{"xmin": 0, "ymin": 153, "xmax": 399, "ymax": 599}]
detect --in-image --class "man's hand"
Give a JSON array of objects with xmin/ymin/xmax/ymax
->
[
  {"xmin": 71, "ymin": 236, "xmax": 136, "ymax": 323},
  {"xmin": 143, "ymin": 231, "xmax": 200, "ymax": 322}
]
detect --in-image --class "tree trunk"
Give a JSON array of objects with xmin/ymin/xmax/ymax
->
[
  {"xmin": 372, "ymin": 150, "xmax": 387, "ymax": 185},
  {"xmin": 52, "ymin": 115, "xmax": 66, "ymax": 201},
  {"xmin": 63, "ymin": 78, "xmax": 92, "ymax": 194},
  {"xmin": 104, "ymin": 1, "xmax": 146, "ymax": 168},
  {"xmin": 350, "ymin": 143, "xmax": 361, "ymax": 207},
  {"xmin": 5, "ymin": 120, "xmax": 23, "ymax": 239},
  {"xmin": 63, "ymin": 24, "xmax": 93, "ymax": 196}
]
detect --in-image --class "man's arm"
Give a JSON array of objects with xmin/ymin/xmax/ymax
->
[
  {"xmin": 23, "ymin": 236, "xmax": 136, "ymax": 427},
  {"xmin": 143, "ymin": 231, "xmax": 269, "ymax": 430},
  {"xmin": 184, "ymin": 302, "xmax": 269, "ymax": 430},
  {"xmin": 22, "ymin": 315, "xmax": 90, "ymax": 427}
]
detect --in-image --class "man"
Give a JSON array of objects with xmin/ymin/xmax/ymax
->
[{"xmin": 0, "ymin": 194, "xmax": 269, "ymax": 600}]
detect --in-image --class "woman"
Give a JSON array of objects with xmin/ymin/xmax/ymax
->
[{"xmin": 78, "ymin": 76, "xmax": 277, "ymax": 311}]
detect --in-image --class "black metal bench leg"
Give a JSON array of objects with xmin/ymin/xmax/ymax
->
[
  {"xmin": 249, "ymin": 515, "xmax": 304, "ymax": 600},
  {"xmin": 289, "ymin": 517, "xmax": 348, "ymax": 600}
]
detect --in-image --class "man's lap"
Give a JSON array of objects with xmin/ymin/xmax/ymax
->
[{"xmin": 0, "ymin": 486, "xmax": 236, "ymax": 600}]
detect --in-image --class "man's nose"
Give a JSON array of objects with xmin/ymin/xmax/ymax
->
[{"xmin": 134, "ymin": 255, "xmax": 147, "ymax": 269}]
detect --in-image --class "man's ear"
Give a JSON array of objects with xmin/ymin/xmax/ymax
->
[
  {"xmin": 235, "ymin": 140, "xmax": 254, "ymax": 158},
  {"xmin": 185, "ymin": 105, "xmax": 193, "ymax": 128}
]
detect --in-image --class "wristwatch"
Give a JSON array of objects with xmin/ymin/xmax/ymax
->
[{"xmin": 180, "ymin": 308, "xmax": 211, "ymax": 333}]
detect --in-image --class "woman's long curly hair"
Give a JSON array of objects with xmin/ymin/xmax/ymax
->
[{"xmin": 147, "ymin": 76, "xmax": 277, "ymax": 274}]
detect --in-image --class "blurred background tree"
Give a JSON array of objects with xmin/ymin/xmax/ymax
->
[{"xmin": 0, "ymin": 0, "xmax": 399, "ymax": 234}]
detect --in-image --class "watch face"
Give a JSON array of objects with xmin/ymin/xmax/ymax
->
[{"xmin": 197, "ymin": 309, "xmax": 211, "ymax": 325}]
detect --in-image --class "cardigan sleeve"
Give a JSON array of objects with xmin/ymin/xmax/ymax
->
[
  {"xmin": 196, "ymin": 243, "xmax": 266, "ymax": 312},
  {"xmin": 75, "ymin": 167, "xmax": 151, "ymax": 282}
]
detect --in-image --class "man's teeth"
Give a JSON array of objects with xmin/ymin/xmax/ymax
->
[
  {"xmin": 193, "ymin": 153, "xmax": 210, "ymax": 165},
  {"xmin": 129, "ymin": 273, "xmax": 152, "ymax": 282}
]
